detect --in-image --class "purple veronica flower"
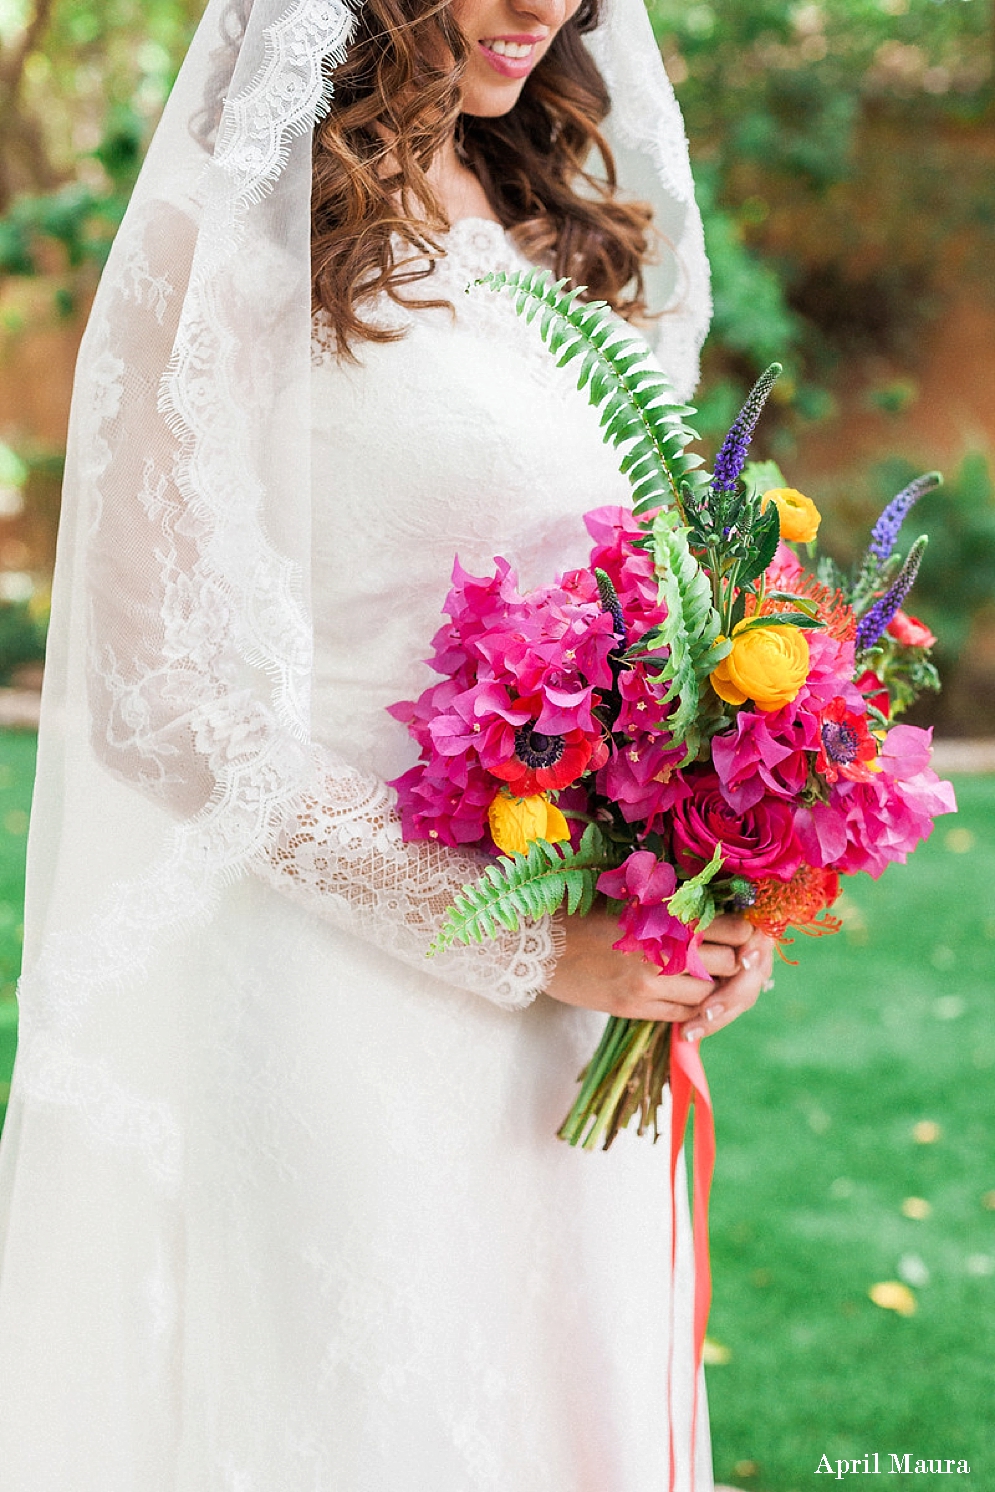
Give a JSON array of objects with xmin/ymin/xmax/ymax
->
[
  {"xmin": 855, "ymin": 536, "xmax": 928, "ymax": 652},
  {"xmin": 711, "ymin": 363, "xmax": 782, "ymax": 494},
  {"xmin": 866, "ymin": 472, "xmax": 940, "ymax": 564}
]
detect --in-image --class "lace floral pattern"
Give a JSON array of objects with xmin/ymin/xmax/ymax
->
[
  {"xmin": 16, "ymin": 0, "xmax": 709, "ymax": 1141},
  {"xmin": 0, "ymin": 2, "xmax": 714, "ymax": 1487},
  {"xmin": 257, "ymin": 749, "xmax": 559, "ymax": 1009}
]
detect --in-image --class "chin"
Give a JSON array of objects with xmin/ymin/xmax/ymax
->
[{"xmin": 461, "ymin": 78, "xmax": 528, "ymax": 119}]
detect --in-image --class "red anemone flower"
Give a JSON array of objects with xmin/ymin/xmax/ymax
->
[
  {"xmin": 490, "ymin": 725, "xmax": 603, "ymax": 797},
  {"xmin": 815, "ymin": 697, "xmax": 878, "ymax": 783}
]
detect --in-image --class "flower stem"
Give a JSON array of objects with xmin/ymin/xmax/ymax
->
[
  {"xmin": 582, "ymin": 1020, "xmax": 658, "ymax": 1151},
  {"xmin": 557, "ymin": 1016, "xmax": 633, "ymax": 1145}
]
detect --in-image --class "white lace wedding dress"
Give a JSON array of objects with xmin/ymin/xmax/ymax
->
[
  {"xmin": 256, "ymin": 218, "xmax": 713, "ymax": 1490},
  {"xmin": 0, "ymin": 217, "xmax": 712, "ymax": 1492}
]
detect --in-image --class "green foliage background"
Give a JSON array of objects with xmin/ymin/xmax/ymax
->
[
  {"xmin": 2, "ymin": 0, "xmax": 990, "ymax": 370},
  {"xmin": 650, "ymin": 0, "xmax": 993, "ymax": 406}
]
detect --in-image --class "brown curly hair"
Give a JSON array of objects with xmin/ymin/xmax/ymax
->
[{"xmin": 311, "ymin": 0, "xmax": 655, "ymax": 354}]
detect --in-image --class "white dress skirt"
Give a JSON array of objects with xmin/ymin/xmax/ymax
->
[{"xmin": 0, "ymin": 217, "xmax": 713, "ymax": 1491}]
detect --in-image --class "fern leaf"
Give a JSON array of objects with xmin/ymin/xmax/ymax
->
[
  {"xmin": 476, "ymin": 270, "xmax": 701, "ymax": 512},
  {"xmin": 429, "ymin": 823, "xmax": 611, "ymax": 954},
  {"xmin": 644, "ymin": 507, "xmax": 724, "ymax": 760}
]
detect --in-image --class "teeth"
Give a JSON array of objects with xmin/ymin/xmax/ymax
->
[{"xmin": 485, "ymin": 39, "xmax": 532, "ymax": 58}]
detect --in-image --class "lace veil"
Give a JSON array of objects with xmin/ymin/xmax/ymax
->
[
  {"xmin": 0, "ymin": 0, "xmax": 709, "ymax": 1175},
  {"xmin": 0, "ymin": 0, "xmax": 711, "ymax": 1479},
  {"xmin": 0, "ymin": 0, "xmax": 716, "ymax": 1474}
]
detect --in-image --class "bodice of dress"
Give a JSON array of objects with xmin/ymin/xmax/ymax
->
[
  {"xmin": 308, "ymin": 217, "xmax": 635, "ymax": 781},
  {"xmin": 259, "ymin": 219, "xmax": 638, "ymax": 1009}
]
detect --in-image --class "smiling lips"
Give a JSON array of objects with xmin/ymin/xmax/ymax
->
[{"xmin": 478, "ymin": 34, "xmax": 544, "ymax": 78}]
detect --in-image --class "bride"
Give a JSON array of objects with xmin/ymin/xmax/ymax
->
[{"xmin": 0, "ymin": 0, "xmax": 772, "ymax": 1487}]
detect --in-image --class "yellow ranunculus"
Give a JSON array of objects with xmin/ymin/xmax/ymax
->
[
  {"xmin": 761, "ymin": 487, "xmax": 822, "ymax": 544},
  {"xmin": 710, "ymin": 620, "xmax": 810, "ymax": 712},
  {"xmin": 488, "ymin": 792, "xmax": 570, "ymax": 856}
]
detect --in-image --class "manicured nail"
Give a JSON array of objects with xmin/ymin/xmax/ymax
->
[
  {"xmin": 704, "ymin": 1002, "xmax": 725, "ymax": 1023},
  {"xmin": 683, "ymin": 1024, "xmax": 704, "ymax": 1042},
  {"xmin": 740, "ymin": 948, "xmax": 760, "ymax": 971}
]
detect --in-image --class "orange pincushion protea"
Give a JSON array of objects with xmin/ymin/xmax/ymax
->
[
  {"xmin": 744, "ymin": 864, "xmax": 843, "ymax": 948},
  {"xmin": 752, "ymin": 574, "xmax": 857, "ymax": 644}
]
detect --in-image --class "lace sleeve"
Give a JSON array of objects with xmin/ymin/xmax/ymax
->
[
  {"xmin": 79, "ymin": 206, "xmax": 561, "ymax": 1011},
  {"xmin": 253, "ymin": 744, "xmax": 565, "ymax": 1010}
]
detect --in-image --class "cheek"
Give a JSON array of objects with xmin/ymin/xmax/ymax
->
[{"xmin": 449, "ymin": 0, "xmax": 478, "ymax": 30}]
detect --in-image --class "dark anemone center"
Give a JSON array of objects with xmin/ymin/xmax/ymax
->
[
  {"xmin": 514, "ymin": 725, "xmax": 566, "ymax": 770},
  {"xmin": 822, "ymin": 719, "xmax": 859, "ymax": 764}
]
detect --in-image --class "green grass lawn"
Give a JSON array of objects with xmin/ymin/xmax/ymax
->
[
  {"xmin": 0, "ymin": 730, "xmax": 35, "ymax": 1123},
  {"xmin": 0, "ymin": 734, "xmax": 991, "ymax": 1488},
  {"xmin": 704, "ymin": 774, "xmax": 995, "ymax": 1491}
]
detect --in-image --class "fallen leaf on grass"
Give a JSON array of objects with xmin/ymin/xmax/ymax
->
[
  {"xmin": 869, "ymin": 1281, "xmax": 917, "ymax": 1315},
  {"xmin": 901, "ymin": 1196, "xmax": 931, "ymax": 1219},
  {"xmin": 734, "ymin": 1460, "xmax": 760, "ymax": 1478}
]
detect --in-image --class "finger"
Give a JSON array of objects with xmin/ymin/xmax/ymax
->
[
  {"xmin": 703, "ymin": 914, "xmax": 753, "ymax": 948},
  {"xmin": 680, "ymin": 954, "xmax": 774, "ymax": 1040},
  {"xmin": 618, "ymin": 973, "xmax": 713, "ymax": 1020},
  {"xmin": 736, "ymin": 929, "xmax": 776, "ymax": 975},
  {"xmin": 646, "ymin": 972, "xmax": 714, "ymax": 1008},
  {"xmin": 679, "ymin": 991, "xmax": 752, "ymax": 1042},
  {"xmin": 696, "ymin": 941, "xmax": 739, "ymax": 979},
  {"xmin": 651, "ymin": 999, "xmax": 726, "ymax": 1025}
]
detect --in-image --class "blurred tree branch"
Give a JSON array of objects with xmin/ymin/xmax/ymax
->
[{"xmin": 0, "ymin": 0, "xmax": 60, "ymax": 209}]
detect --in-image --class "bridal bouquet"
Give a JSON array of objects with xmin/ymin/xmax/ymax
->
[{"xmin": 388, "ymin": 272, "xmax": 956, "ymax": 1153}]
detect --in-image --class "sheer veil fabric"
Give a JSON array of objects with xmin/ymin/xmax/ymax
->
[{"xmin": 0, "ymin": 0, "xmax": 712, "ymax": 1485}]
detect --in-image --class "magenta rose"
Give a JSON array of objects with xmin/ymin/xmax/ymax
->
[{"xmin": 671, "ymin": 771, "xmax": 803, "ymax": 882}]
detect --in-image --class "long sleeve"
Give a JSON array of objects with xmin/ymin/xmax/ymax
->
[
  {"xmin": 253, "ymin": 744, "xmax": 565, "ymax": 1010},
  {"xmin": 79, "ymin": 206, "xmax": 562, "ymax": 1012}
]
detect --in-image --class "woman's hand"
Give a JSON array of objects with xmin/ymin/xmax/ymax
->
[
  {"xmin": 680, "ymin": 916, "xmax": 775, "ymax": 1044},
  {"xmin": 544, "ymin": 909, "xmax": 774, "ymax": 1034}
]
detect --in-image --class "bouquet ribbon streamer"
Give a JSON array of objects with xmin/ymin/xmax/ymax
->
[{"xmin": 669, "ymin": 1031, "xmax": 715, "ymax": 1492}]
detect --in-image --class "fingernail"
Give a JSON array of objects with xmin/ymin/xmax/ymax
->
[
  {"xmin": 740, "ymin": 949, "xmax": 760, "ymax": 971},
  {"xmin": 704, "ymin": 1002, "xmax": 725, "ymax": 1023},
  {"xmin": 683, "ymin": 1025, "xmax": 704, "ymax": 1042}
]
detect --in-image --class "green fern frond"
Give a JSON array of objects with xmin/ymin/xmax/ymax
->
[
  {"xmin": 476, "ymin": 269, "xmax": 703, "ymax": 514},
  {"xmin": 645, "ymin": 506, "xmax": 726, "ymax": 760},
  {"xmin": 429, "ymin": 823, "xmax": 610, "ymax": 955}
]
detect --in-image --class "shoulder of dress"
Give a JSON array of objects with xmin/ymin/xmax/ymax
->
[
  {"xmin": 432, "ymin": 217, "xmax": 533, "ymax": 283},
  {"xmin": 311, "ymin": 217, "xmax": 575, "ymax": 373}
]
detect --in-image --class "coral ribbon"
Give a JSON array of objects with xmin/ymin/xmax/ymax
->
[{"xmin": 668, "ymin": 1030, "xmax": 715, "ymax": 1492}]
